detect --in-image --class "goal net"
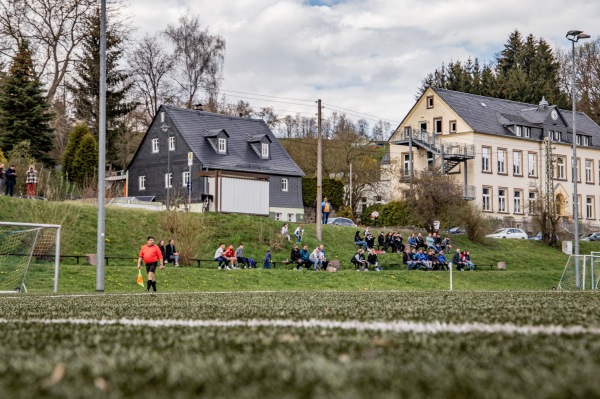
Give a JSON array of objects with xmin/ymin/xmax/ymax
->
[
  {"xmin": 0, "ymin": 222, "xmax": 61, "ymax": 294},
  {"xmin": 558, "ymin": 254, "xmax": 600, "ymax": 290}
]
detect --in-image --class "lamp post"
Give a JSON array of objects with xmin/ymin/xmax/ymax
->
[
  {"xmin": 161, "ymin": 123, "xmax": 171, "ymax": 210},
  {"xmin": 566, "ymin": 29, "xmax": 590, "ymax": 288}
]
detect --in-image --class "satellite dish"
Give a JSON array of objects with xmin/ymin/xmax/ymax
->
[{"xmin": 371, "ymin": 211, "xmax": 379, "ymax": 219}]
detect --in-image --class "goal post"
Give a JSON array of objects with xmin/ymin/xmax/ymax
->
[
  {"xmin": 558, "ymin": 253, "xmax": 600, "ymax": 291},
  {"xmin": 0, "ymin": 222, "xmax": 61, "ymax": 293}
]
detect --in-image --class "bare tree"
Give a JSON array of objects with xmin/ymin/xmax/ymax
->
[
  {"xmin": 127, "ymin": 34, "xmax": 175, "ymax": 120},
  {"xmin": 164, "ymin": 15, "xmax": 226, "ymax": 109},
  {"xmin": 0, "ymin": 0, "xmax": 98, "ymax": 102},
  {"xmin": 528, "ymin": 184, "xmax": 562, "ymax": 247}
]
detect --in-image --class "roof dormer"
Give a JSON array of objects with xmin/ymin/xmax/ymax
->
[
  {"xmin": 205, "ymin": 129, "xmax": 230, "ymax": 154},
  {"xmin": 248, "ymin": 134, "xmax": 272, "ymax": 159}
]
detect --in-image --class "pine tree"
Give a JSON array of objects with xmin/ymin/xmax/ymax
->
[
  {"xmin": 0, "ymin": 41, "xmax": 55, "ymax": 166},
  {"xmin": 496, "ymin": 30, "xmax": 523, "ymax": 77},
  {"xmin": 63, "ymin": 123, "xmax": 91, "ymax": 181},
  {"xmin": 69, "ymin": 8, "xmax": 136, "ymax": 168},
  {"xmin": 71, "ymin": 133, "xmax": 98, "ymax": 184}
]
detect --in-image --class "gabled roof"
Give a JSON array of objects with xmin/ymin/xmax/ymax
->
[
  {"xmin": 162, "ymin": 106, "xmax": 304, "ymax": 176},
  {"xmin": 432, "ymin": 88, "xmax": 600, "ymax": 145}
]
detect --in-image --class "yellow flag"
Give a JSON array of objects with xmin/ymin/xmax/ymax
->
[{"xmin": 137, "ymin": 269, "xmax": 144, "ymax": 287}]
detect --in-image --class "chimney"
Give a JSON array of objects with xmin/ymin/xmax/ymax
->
[
  {"xmin": 539, "ymin": 97, "xmax": 548, "ymax": 108},
  {"xmin": 193, "ymin": 103, "xmax": 203, "ymax": 111}
]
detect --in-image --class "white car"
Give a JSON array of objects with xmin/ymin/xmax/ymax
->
[
  {"xmin": 326, "ymin": 217, "xmax": 357, "ymax": 227},
  {"xmin": 485, "ymin": 228, "xmax": 528, "ymax": 239}
]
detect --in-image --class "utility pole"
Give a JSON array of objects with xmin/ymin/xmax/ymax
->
[
  {"xmin": 316, "ymin": 99, "xmax": 323, "ymax": 241},
  {"xmin": 349, "ymin": 162, "xmax": 353, "ymax": 213},
  {"xmin": 96, "ymin": 0, "xmax": 107, "ymax": 292}
]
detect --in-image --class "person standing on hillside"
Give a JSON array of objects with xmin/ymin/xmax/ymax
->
[
  {"xmin": 25, "ymin": 164, "xmax": 38, "ymax": 199},
  {"xmin": 137, "ymin": 236, "xmax": 164, "ymax": 292},
  {"xmin": 321, "ymin": 198, "xmax": 332, "ymax": 224},
  {"xmin": 5, "ymin": 164, "xmax": 16, "ymax": 196},
  {"xmin": 0, "ymin": 163, "xmax": 5, "ymax": 194}
]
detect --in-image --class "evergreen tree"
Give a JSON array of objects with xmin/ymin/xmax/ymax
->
[
  {"xmin": 63, "ymin": 123, "xmax": 91, "ymax": 181},
  {"xmin": 0, "ymin": 41, "xmax": 55, "ymax": 166},
  {"xmin": 496, "ymin": 30, "xmax": 523, "ymax": 77},
  {"xmin": 69, "ymin": 8, "xmax": 136, "ymax": 168},
  {"xmin": 72, "ymin": 133, "xmax": 98, "ymax": 184}
]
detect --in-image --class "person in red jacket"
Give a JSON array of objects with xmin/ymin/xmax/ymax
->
[{"xmin": 137, "ymin": 236, "xmax": 164, "ymax": 292}]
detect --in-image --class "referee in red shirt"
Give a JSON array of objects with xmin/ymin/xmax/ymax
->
[{"xmin": 137, "ymin": 236, "xmax": 164, "ymax": 292}]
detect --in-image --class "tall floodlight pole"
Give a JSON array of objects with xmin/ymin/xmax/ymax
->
[
  {"xmin": 162, "ymin": 124, "xmax": 171, "ymax": 210},
  {"xmin": 316, "ymin": 99, "xmax": 323, "ymax": 241},
  {"xmin": 566, "ymin": 30, "xmax": 590, "ymax": 289},
  {"xmin": 96, "ymin": 0, "xmax": 107, "ymax": 292}
]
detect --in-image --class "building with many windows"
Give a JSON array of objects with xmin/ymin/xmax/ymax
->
[{"xmin": 385, "ymin": 87, "xmax": 600, "ymax": 230}]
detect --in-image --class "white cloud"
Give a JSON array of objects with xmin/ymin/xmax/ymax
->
[{"xmin": 124, "ymin": 0, "xmax": 600, "ymax": 126}]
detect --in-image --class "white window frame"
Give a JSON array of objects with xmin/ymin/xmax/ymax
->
[
  {"xmin": 557, "ymin": 157, "xmax": 565, "ymax": 179},
  {"xmin": 482, "ymin": 187, "xmax": 491, "ymax": 212},
  {"xmin": 165, "ymin": 173, "xmax": 172, "ymax": 189},
  {"xmin": 498, "ymin": 188, "xmax": 507, "ymax": 213},
  {"xmin": 482, "ymin": 147, "xmax": 490, "ymax": 172},
  {"xmin": 182, "ymin": 171, "xmax": 190, "ymax": 187},
  {"xmin": 261, "ymin": 143, "xmax": 269, "ymax": 158},
  {"xmin": 497, "ymin": 149, "xmax": 506, "ymax": 174},
  {"xmin": 524, "ymin": 127, "xmax": 531, "ymax": 138},
  {"xmin": 586, "ymin": 160, "xmax": 593, "ymax": 183},
  {"xmin": 514, "ymin": 190, "xmax": 522, "ymax": 214},
  {"xmin": 587, "ymin": 196, "xmax": 594, "ymax": 219},
  {"xmin": 513, "ymin": 151, "xmax": 521, "ymax": 175},
  {"xmin": 528, "ymin": 153, "xmax": 537, "ymax": 177},
  {"xmin": 434, "ymin": 118, "xmax": 442, "ymax": 134},
  {"xmin": 528, "ymin": 191, "xmax": 536, "ymax": 215},
  {"xmin": 287, "ymin": 213, "xmax": 294, "ymax": 222},
  {"xmin": 275, "ymin": 213, "xmax": 282, "ymax": 221},
  {"xmin": 152, "ymin": 138, "xmax": 159, "ymax": 153},
  {"xmin": 218, "ymin": 138, "xmax": 227, "ymax": 153},
  {"xmin": 515, "ymin": 125, "xmax": 522, "ymax": 137},
  {"xmin": 139, "ymin": 175, "xmax": 146, "ymax": 191},
  {"xmin": 281, "ymin": 178, "xmax": 289, "ymax": 192},
  {"xmin": 403, "ymin": 154, "xmax": 410, "ymax": 175},
  {"xmin": 449, "ymin": 120, "xmax": 457, "ymax": 133},
  {"xmin": 169, "ymin": 136, "xmax": 175, "ymax": 151}
]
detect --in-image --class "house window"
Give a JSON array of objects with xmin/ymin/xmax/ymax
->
[
  {"xmin": 524, "ymin": 127, "xmax": 531, "ymax": 138},
  {"xmin": 482, "ymin": 187, "xmax": 491, "ymax": 212},
  {"xmin": 586, "ymin": 160, "xmax": 593, "ymax": 183},
  {"xmin": 419, "ymin": 121, "xmax": 427, "ymax": 133},
  {"xmin": 403, "ymin": 154, "xmax": 410, "ymax": 175},
  {"xmin": 152, "ymin": 138, "xmax": 159, "ymax": 153},
  {"xmin": 557, "ymin": 156, "xmax": 565, "ymax": 179},
  {"xmin": 164, "ymin": 173, "xmax": 172, "ymax": 188},
  {"xmin": 261, "ymin": 143, "xmax": 269, "ymax": 158},
  {"xmin": 434, "ymin": 118, "xmax": 442, "ymax": 134},
  {"xmin": 427, "ymin": 151, "xmax": 434, "ymax": 166},
  {"xmin": 404, "ymin": 126, "xmax": 411, "ymax": 137},
  {"xmin": 426, "ymin": 96, "xmax": 434, "ymax": 108},
  {"xmin": 515, "ymin": 125, "xmax": 522, "ymax": 137},
  {"xmin": 169, "ymin": 136, "xmax": 175, "ymax": 151},
  {"xmin": 497, "ymin": 149, "xmax": 506, "ymax": 174},
  {"xmin": 576, "ymin": 135, "xmax": 581, "ymax": 145},
  {"xmin": 528, "ymin": 191, "xmax": 536, "ymax": 215},
  {"xmin": 287, "ymin": 213, "xmax": 295, "ymax": 222},
  {"xmin": 574, "ymin": 158, "xmax": 581, "ymax": 183},
  {"xmin": 218, "ymin": 138, "xmax": 227, "ymax": 153},
  {"xmin": 551, "ymin": 131, "xmax": 561, "ymax": 142},
  {"xmin": 275, "ymin": 213, "xmax": 282, "ymax": 221},
  {"xmin": 587, "ymin": 196, "xmax": 595, "ymax": 219},
  {"xmin": 514, "ymin": 190, "xmax": 522, "ymax": 214},
  {"xmin": 160, "ymin": 111, "xmax": 165, "ymax": 123},
  {"xmin": 482, "ymin": 147, "xmax": 491, "ymax": 172},
  {"xmin": 139, "ymin": 175, "xmax": 146, "ymax": 191},
  {"xmin": 281, "ymin": 178, "xmax": 289, "ymax": 192},
  {"xmin": 449, "ymin": 120, "xmax": 457, "ymax": 133},
  {"xmin": 528, "ymin": 152, "xmax": 537, "ymax": 177},
  {"xmin": 498, "ymin": 188, "xmax": 507, "ymax": 213},
  {"xmin": 182, "ymin": 171, "xmax": 190, "ymax": 187},
  {"xmin": 513, "ymin": 151, "xmax": 522, "ymax": 176},
  {"xmin": 584, "ymin": 136, "xmax": 590, "ymax": 146}
]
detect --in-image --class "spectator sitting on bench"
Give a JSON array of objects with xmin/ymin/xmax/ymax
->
[
  {"xmin": 318, "ymin": 244, "xmax": 329, "ymax": 270},
  {"xmin": 214, "ymin": 243, "xmax": 230, "ymax": 270},
  {"xmin": 408, "ymin": 233, "xmax": 417, "ymax": 249},
  {"xmin": 426, "ymin": 233, "xmax": 435, "ymax": 250},
  {"xmin": 442, "ymin": 236, "xmax": 452, "ymax": 253},
  {"xmin": 462, "ymin": 250, "xmax": 475, "ymax": 271},
  {"xmin": 416, "ymin": 248, "xmax": 432, "ymax": 270},
  {"xmin": 235, "ymin": 242, "xmax": 248, "ymax": 268},
  {"xmin": 415, "ymin": 233, "xmax": 428, "ymax": 250},
  {"xmin": 310, "ymin": 247, "xmax": 322, "ymax": 270},
  {"xmin": 166, "ymin": 239, "xmax": 180, "ymax": 267},
  {"xmin": 378, "ymin": 232, "xmax": 386, "ymax": 250},
  {"xmin": 364, "ymin": 228, "xmax": 375, "ymax": 249},
  {"xmin": 437, "ymin": 250, "xmax": 449, "ymax": 271},
  {"xmin": 428, "ymin": 249, "xmax": 439, "ymax": 270},
  {"xmin": 367, "ymin": 248, "xmax": 381, "ymax": 271},
  {"xmin": 354, "ymin": 231, "xmax": 368, "ymax": 251},
  {"xmin": 452, "ymin": 248, "xmax": 465, "ymax": 271},
  {"xmin": 352, "ymin": 249, "xmax": 368, "ymax": 271},
  {"xmin": 290, "ymin": 243, "xmax": 304, "ymax": 270},
  {"xmin": 392, "ymin": 233, "xmax": 405, "ymax": 253},
  {"xmin": 300, "ymin": 245, "xmax": 311, "ymax": 268},
  {"xmin": 224, "ymin": 244, "xmax": 238, "ymax": 269},
  {"xmin": 403, "ymin": 248, "xmax": 416, "ymax": 270},
  {"xmin": 158, "ymin": 240, "xmax": 166, "ymax": 262},
  {"xmin": 384, "ymin": 232, "xmax": 394, "ymax": 252}
]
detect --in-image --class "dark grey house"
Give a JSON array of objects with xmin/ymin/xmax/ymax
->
[{"xmin": 126, "ymin": 105, "xmax": 305, "ymax": 221}]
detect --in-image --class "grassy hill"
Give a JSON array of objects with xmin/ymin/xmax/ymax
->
[{"xmin": 1, "ymin": 196, "xmax": 598, "ymax": 292}]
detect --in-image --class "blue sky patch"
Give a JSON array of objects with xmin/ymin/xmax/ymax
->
[{"xmin": 305, "ymin": 0, "xmax": 347, "ymax": 7}]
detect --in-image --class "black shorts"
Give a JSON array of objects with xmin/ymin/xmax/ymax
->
[{"xmin": 145, "ymin": 262, "xmax": 158, "ymax": 273}]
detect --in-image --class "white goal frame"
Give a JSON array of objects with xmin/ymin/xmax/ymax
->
[{"xmin": 0, "ymin": 222, "xmax": 61, "ymax": 293}]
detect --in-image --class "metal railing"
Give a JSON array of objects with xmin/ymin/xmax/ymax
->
[
  {"xmin": 395, "ymin": 128, "xmax": 475, "ymax": 158},
  {"xmin": 463, "ymin": 185, "xmax": 476, "ymax": 200}
]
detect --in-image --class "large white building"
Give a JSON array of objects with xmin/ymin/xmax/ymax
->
[{"xmin": 384, "ymin": 87, "xmax": 600, "ymax": 231}]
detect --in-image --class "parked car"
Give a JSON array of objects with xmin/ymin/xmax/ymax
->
[
  {"xmin": 580, "ymin": 232, "xmax": 600, "ymax": 241},
  {"xmin": 528, "ymin": 232, "xmax": 560, "ymax": 241},
  {"xmin": 485, "ymin": 228, "xmax": 528, "ymax": 239},
  {"xmin": 446, "ymin": 227, "xmax": 464, "ymax": 234},
  {"xmin": 326, "ymin": 217, "xmax": 357, "ymax": 227}
]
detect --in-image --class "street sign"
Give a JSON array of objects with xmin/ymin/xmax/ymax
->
[{"xmin": 188, "ymin": 152, "xmax": 193, "ymax": 166}]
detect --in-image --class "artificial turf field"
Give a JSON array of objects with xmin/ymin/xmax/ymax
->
[{"xmin": 1, "ymin": 291, "xmax": 600, "ymax": 398}]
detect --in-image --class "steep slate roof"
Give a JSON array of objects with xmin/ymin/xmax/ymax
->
[
  {"xmin": 433, "ymin": 88, "xmax": 600, "ymax": 146},
  {"xmin": 163, "ymin": 106, "xmax": 304, "ymax": 177}
]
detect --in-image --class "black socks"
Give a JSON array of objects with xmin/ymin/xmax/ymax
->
[{"xmin": 147, "ymin": 280, "xmax": 157, "ymax": 291}]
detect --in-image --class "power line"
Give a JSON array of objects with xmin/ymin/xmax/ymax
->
[
  {"xmin": 324, "ymin": 102, "xmax": 401, "ymax": 124},
  {"xmin": 221, "ymin": 89, "xmax": 314, "ymax": 103}
]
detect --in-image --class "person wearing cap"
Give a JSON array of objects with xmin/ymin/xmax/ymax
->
[{"xmin": 4, "ymin": 165, "xmax": 16, "ymax": 196}]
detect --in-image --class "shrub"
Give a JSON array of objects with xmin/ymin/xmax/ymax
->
[
  {"xmin": 160, "ymin": 212, "xmax": 208, "ymax": 266},
  {"xmin": 302, "ymin": 177, "xmax": 344, "ymax": 210},
  {"xmin": 459, "ymin": 202, "xmax": 490, "ymax": 243}
]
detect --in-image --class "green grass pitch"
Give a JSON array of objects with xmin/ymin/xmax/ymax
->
[{"xmin": 1, "ymin": 291, "xmax": 600, "ymax": 398}]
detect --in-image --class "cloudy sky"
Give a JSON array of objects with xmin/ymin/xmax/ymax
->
[{"xmin": 126, "ymin": 0, "xmax": 599, "ymax": 130}]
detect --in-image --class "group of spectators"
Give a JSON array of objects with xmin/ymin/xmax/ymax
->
[
  {"xmin": 0, "ymin": 163, "xmax": 38, "ymax": 198},
  {"xmin": 156, "ymin": 239, "xmax": 180, "ymax": 267}
]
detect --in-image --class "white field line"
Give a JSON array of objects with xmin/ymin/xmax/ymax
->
[{"xmin": 0, "ymin": 317, "xmax": 598, "ymax": 336}]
